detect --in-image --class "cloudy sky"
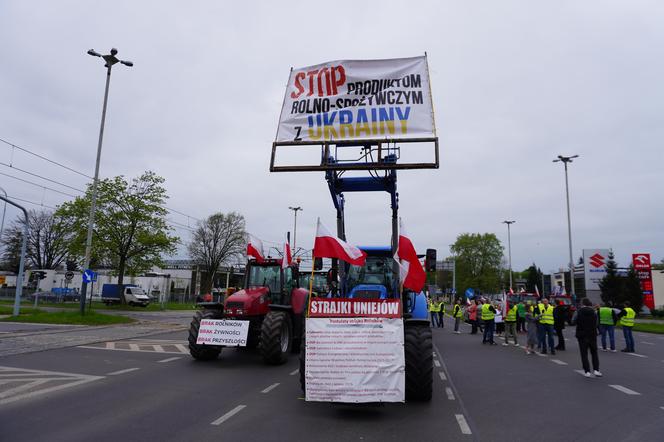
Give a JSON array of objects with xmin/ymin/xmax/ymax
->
[{"xmin": 0, "ymin": 0, "xmax": 662, "ymax": 273}]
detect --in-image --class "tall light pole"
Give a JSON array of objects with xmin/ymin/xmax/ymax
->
[
  {"xmin": 0, "ymin": 186, "xmax": 7, "ymax": 242},
  {"xmin": 502, "ymin": 220, "xmax": 516, "ymax": 290},
  {"xmin": 553, "ymin": 154, "xmax": 579, "ymax": 301},
  {"xmin": 80, "ymin": 48, "xmax": 133, "ymax": 314},
  {"xmin": 288, "ymin": 206, "xmax": 302, "ymax": 253}
]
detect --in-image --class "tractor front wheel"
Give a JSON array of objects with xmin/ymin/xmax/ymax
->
[
  {"xmin": 404, "ymin": 324, "xmax": 433, "ymax": 401},
  {"xmin": 260, "ymin": 311, "xmax": 292, "ymax": 365},
  {"xmin": 188, "ymin": 310, "xmax": 222, "ymax": 361}
]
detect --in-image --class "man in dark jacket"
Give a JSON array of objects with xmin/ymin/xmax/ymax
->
[
  {"xmin": 572, "ymin": 298, "xmax": 602, "ymax": 377},
  {"xmin": 553, "ymin": 301, "xmax": 566, "ymax": 350}
]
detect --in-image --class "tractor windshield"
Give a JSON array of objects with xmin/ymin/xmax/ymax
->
[
  {"xmin": 247, "ymin": 264, "xmax": 281, "ymax": 294},
  {"xmin": 346, "ymin": 255, "xmax": 395, "ymax": 294}
]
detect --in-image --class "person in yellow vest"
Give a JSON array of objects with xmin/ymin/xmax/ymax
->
[
  {"xmin": 538, "ymin": 298, "xmax": 556, "ymax": 355},
  {"xmin": 437, "ymin": 299, "xmax": 445, "ymax": 329},
  {"xmin": 481, "ymin": 299, "xmax": 497, "ymax": 345},
  {"xmin": 452, "ymin": 298, "xmax": 463, "ymax": 334},
  {"xmin": 502, "ymin": 302, "xmax": 518, "ymax": 346},
  {"xmin": 618, "ymin": 301, "xmax": 636, "ymax": 353},
  {"xmin": 598, "ymin": 303, "xmax": 617, "ymax": 352},
  {"xmin": 428, "ymin": 296, "xmax": 440, "ymax": 327}
]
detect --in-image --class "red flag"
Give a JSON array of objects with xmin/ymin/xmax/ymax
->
[
  {"xmin": 282, "ymin": 234, "xmax": 292, "ymax": 269},
  {"xmin": 313, "ymin": 219, "xmax": 366, "ymax": 266},
  {"xmin": 397, "ymin": 218, "xmax": 426, "ymax": 293},
  {"xmin": 509, "ymin": 287, "xmax": 514, "ymax": 295},
  {"xmin": 247, "ymin": 233, "xmax": 265, "ymax": 263}
]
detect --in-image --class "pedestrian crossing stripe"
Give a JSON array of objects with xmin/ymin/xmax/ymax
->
[{"xmin": 78, "ymin": 339, "xmax": 189, "ymax": 354}]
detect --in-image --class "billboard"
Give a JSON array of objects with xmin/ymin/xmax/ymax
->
[
  {"xmin": 583, "ymin": 249, "xmax": 610, "ymax": 291},
  {"xmin": 276, "ymin": 56, "xmax": 435, "ymax": 143},
  {"xmin": 632, "ymin": 253, "xmax": 654, "ymax": 310}
]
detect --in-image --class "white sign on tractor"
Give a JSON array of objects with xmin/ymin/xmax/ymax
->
[{"xmin": 196, "ymin": 319, "xmax": 250, "ymax": 347}]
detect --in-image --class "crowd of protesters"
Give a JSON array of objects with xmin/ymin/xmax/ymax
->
[{"xmin": 426, "ymin": 294, "xmax": 638, "ymax": 377}]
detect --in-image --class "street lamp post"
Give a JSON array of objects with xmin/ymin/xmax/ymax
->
[
  {"xmin": 80, "ymin": 48, "xmax": 133, "ymax": 314},
  {"xmin": 0, "ymin": 186, "xmax": 7, "ymax": 242},
  {"xmin": 553, "ymin": 154, "xmax": 579, "ymax": 302},
  {"xmin": 502, "ymin": 220, "xmax": 516, "ymax": 290},
  {"xmin": 288, "ymin": 206, "xmax": 302, "ymax": 253}
]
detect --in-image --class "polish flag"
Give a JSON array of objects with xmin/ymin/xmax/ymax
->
[
  {"xmin": 509, "ymin": 287, "xmax": 514, "ymax": 295},
  {"xmin": 396, "ymin": 218, "xmax": 426, "ymax": 293},
  {"xmin": 534, "ymin": 284, "xmax": 540, "ymax": 297},
  {"xmin": 247, "ymin": 233, "xmax": 265, "ymax": 263},
  {"xmin": 282, "ymin": 234, "xmax": 292, "ymax": 269},
  {"xmin": 313, "ymin": 219, "xmax": 366, "ymax": 266}
]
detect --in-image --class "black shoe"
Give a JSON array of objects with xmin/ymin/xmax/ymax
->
[
  {"xmin": 490, "ymin": 342, "xmax": 497, "ymax": 346},
  {"xmin": 550, "ymin": 351, "xmax": 556, "ymax": 355}
]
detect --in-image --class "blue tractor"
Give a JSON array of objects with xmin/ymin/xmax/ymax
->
[{"xmin": 297, "ymin": 150, "xmax": 434, "ymax": 401}]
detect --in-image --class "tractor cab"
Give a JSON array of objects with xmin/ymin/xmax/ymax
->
[{"xmin": 345, "ymin": 247, "xmax": 396, "ymax": 299}]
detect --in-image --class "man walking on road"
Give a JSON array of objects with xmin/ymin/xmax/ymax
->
[
  {"xmin": 481, "ymin": 300, "xmax": 497, "ymax": 345},
  {"xmin": 573, "ymin": 298, "xmax": 602, "ymax": 377},
  {"xmin": 553, "ymin": 300, "xmax": 566, "ymax": 351},
  {"xmin": 503, "ymin": 302, "xmax": 518, "ymax": 346},
  {"xmin": 539, "ymin": 298, "xmax": 556, "ymax": 355},
  {"xmin": 453, "ymin": 299, "xmax": 463, "ymax": 334},
  {"xmin": 598, "ymin": 303, "xmax": 617, "ymax": 352},
  {"xmin": 618, "ymin": 301, "xmax": 636, "ymax": 353}
]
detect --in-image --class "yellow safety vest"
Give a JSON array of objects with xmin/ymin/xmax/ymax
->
[
  {"xmin": 505, "ymin": 305, "xmax": 518, "ymax": 322},
  {"xmin": 429, "ymin": 302, "xmax": 440, "ymax": 313},
  {"xmin": 539, "ymin": 305, "xmax": 554, "ymax": 325},
  {"xmin": 620, "ymin": 308, "xmax": 635, "ymax": 327},
  {"xmin": 481, "ymin": 303, "xmax": 495, "ymax": 321},
  {"xmin": 599, "ymin": 307, "xmax": 614, "ymax": 326},
  {"xmin": 453, "ymin": 304, "xmax": 463, "ymax": 318}
]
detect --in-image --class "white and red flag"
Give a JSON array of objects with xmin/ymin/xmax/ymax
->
[
  {"xmin": 313, "ymin": 219, "xmax": 366, "ymax": 266},
  {"xmin": 396, "ymin": 218, "xmax": 426, "ymax": 293},
  {"xmin": 282, "ymin": 234, "xmax": 292, "ymax": 269},
  {"xmin": 247, "ymin": 233, "xmax": 265, "ymax": 263},
  {"xmin": 534, "ymin": 284, "xmax": 540, "ymax": 297},
  {"xmin": 509, "ymin": 287, "xmax": 514, "ymax": 295}
]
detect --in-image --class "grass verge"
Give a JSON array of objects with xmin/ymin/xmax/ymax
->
[
  {"xmin": 0, "ymin": 299, "xmax": 196, "ymax": 311},
  {"xmin": 630, "ymin": 323, "xmax": 664, "ymax": 334},
  {"xmin": 0, "ymin": 309, "xmax": 135, "ymax": 325}
]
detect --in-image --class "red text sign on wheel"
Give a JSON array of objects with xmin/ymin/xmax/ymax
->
[{"xmin": 308, "ymin": 298, "xmax": 402, "ymax": 318}]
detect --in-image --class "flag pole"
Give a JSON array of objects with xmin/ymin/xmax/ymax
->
[{"xmin": 306, "ymin": 218, "xmax": 319, "ymax": 318}]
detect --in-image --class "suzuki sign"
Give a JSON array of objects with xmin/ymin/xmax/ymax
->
[{"xmin": 583, "ymin": 249, "xmax": 610, "ymax": 291}]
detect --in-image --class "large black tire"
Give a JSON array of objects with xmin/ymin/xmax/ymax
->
[
  {"xmin": 260, "ymin": 311, "xmax": 292, "ymax": 365},
  {"xmin": 405, "ymin": 324, "xmax": 433, "ymax": 401},
  {"xmin": 188, "ymin": 310, "xmax": 222, "ymax": 361}
]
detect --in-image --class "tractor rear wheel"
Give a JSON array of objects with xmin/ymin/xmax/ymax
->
[
  {"xmin": 188, "ymin": 310, "xmax": 222, "ymax": 361},
  {"xmin": 404, "ymin": 324, "xmax": 433, "ymax": 401},
  {"xmin": 260, "ymin": 311, "xmax": 292, "ymax": 365}
]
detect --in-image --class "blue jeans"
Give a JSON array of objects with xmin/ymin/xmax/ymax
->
[
  {"xmin": 537, "ymin": 323, "xmax": 545, "ymax": 349},
  {"xmin": 542, "ymin": 324, "xmax": 555, "ymax": 352},
  {"xmin": 623, "ymin": 326, "xmax": 635, "ymax": 352},
  {"xmin": 599, "ymin": 325, "xmax": 615, "ymax": 350},
  {"xmin": 483, "ymin": 320, "xmax": 495, "ymax": 343},
  {"xmin": 430, "ymin": 312, "xmax": 438, "ymax": 327}
]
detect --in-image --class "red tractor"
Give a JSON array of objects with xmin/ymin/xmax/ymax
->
[{"xmin": 188, "ymin": 258, "xmax": 308, "ymax": 364}]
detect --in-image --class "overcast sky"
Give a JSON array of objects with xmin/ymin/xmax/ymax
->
[{"xmin": 0, "ymin": 0, "xmax": 662, "ymax": 273}]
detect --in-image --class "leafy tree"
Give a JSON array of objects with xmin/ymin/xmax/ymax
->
[
  {"xmin": 524, "ymin": 263, "xmax": 543, "ymax": 293},
  {"xmin": 624, "ymin": 265, "xmax": 644, "ymax": 313},
  {"xmin": 57, "ymin": 171, "xmax": 178, "ymax": 302},
  {"xmin": 451, "ymin": 233, "xmax": 504, "ymax": 294},
  {"xmin": 187, "ymin": 212, "xmax": 246, "ymax": 293},
  {"xmin": 0, "ymin": 210, "xmax": 72, "ymax": 270},
  {"xmin": 599, "ymin": 251, "xmax": 621, "ymax": 306}
]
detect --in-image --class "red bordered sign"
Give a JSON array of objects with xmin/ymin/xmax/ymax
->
[{"xmin": 308, "ymin": 298, "xmax": 402, "ymax": 318}]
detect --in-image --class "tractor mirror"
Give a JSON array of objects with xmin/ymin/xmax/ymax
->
[{"xmin": 314, "ymin": 257, "xmax": 323, "ymax": 270}]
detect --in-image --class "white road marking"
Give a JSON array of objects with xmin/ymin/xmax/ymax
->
[
  {"xmin": 175, "ymin": 344, "xmax": 189, "ymax": 354},
  {"xmin": 445, "ymin": 387, "xmax": 455, "ymax": 400},
  {"xmin": 0, "ymin": 379, "xmax": 50, "ymax": 399},
  {"xmin": 455, "ymin": 414, "xmax": 472, "ymax": 435},
  {"xmin": 106, "ymin": 368, "xmax": 140, "ymax": 376},
  {"xmin": 157, "ymin": 357, "xmax": 181, "ymax": 363},
  {"xmin": 641, "ymin": 341, "xmax": 655, "ymax": 345},
  {"xmin": 439, "ymin": 372, "xmax": 447, "ymax": 381},
  {"xmin": 211, "ymin": 405, "xmax": 246, "ymax": 426},
  {"xmin": 536, "ymin": 352, "xmax": 547, "ymax": 357},
  {"xmin": 261, "ymin": 383, "xmax": 280, "ymax": 393},
  {"xmin": 609, "ymin": 385, "xmax": 641, "ymax": 395},
  {"xmin": 153, "ymin": 345, "xmax": 165, "ymax": 352},
  {"xmin": 105, "ymin": 342, "xmax": 115, "ymax": 350},
  {"xmin": 0, "ymin": 366, "xmax": 103, "ymax": 405},
  {"xmin": 434, "ymin": 359, "xmax": 441, "ymax": 367},
  {"xmin": 129, "ymin": 343, "xmax": 140, "ymax": 351},
  {"xmin": 77, "ymin": 345, "xmax": 185, "ymax": 355},
  {"xmin": 289, "ymin": 369, "xmax": 299, "ymax": 376},
  {"xmin": 660, "ymin": 406, "xmax": 664, "ymax": 411},
  {"xmin": 551, "ymin": 359, "xmax": 568, "ymax": 365},
  {"xmin": 627, "ymin": 353, "xmax": 647, "ymax": 358}
]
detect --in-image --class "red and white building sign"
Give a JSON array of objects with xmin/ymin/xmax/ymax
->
[{"xmin": 632, "ymin": 253, "xmax": 654, "ymax": 310}]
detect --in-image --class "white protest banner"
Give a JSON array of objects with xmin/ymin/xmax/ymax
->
[
  {"xmin": 196, "ymin": 319, "xmax": 250, "ymax": 346},
  {"xmin": 276, "ymin": 56, "xmax": 435, "ymax": 143},
  {"xmin": 304, "ymin": 316, "xmax": 405, "ymax": 403}
]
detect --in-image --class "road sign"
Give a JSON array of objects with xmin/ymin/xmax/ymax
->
[
  {"xmin": 65, "ymin": 271, "xmax": 74, "ymax": 281},
  {"xmin": 83, "ymin": 269, "xmax": 97, "ymax": 284},
  {"xmin": 465, "ymin": 288, "xmax": 474, "ymax": 299}
]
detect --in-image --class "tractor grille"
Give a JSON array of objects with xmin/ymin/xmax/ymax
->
[
  {"xmin": 225, "ymin": 302, "xmax": 244, "ymax": 309},
  {"xmin": 353, "ymin": 290, "xmax": 382, "ymax": 299}
]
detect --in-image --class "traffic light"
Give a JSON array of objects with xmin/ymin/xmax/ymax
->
[
  {"xmin": 313, "ymin": 257, "xmax": 323, "ymax": 271},
  {"xmin": 425, "ymin": 249, "xmax": 437, "ymax": 272}
]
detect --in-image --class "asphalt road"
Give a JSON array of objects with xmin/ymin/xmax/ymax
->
[{"xmin": 1, "ymin": 313, "xmax": 663, "ymax": 441}]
